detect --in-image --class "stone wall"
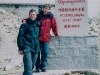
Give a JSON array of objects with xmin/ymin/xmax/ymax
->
[{"xmin": 46, "ymin": 36, "xmax": 99, "ymax": 70}]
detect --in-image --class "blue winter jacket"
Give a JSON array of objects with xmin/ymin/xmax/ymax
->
[{"xmin": 17, "ymin": 18, "xmax": 41, "ymax": 53}]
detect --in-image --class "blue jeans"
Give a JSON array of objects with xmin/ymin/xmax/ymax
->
[
  {"xmin": 36, "ymin": 41, "xmax": 49, "ymax": 69},
  {"xmin": 23, "ymin": 49, "xmax": 38, "ymax": 75}
]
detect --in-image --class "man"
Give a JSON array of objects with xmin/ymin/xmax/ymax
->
[
  {"xmin": 17, "ymin": 9, "xmax": 41, "ymax": 75},
  {"xmin": 22, "ymin": 4, "xmax": 58, "ymax": 72}
]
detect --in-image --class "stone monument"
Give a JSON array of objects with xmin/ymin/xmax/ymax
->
[{"xmin": 46, "ymin": 0, "xmax": 99, "ymax": 73}]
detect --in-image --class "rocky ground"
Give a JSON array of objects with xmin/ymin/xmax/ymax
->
[
  {"xmin": 88, "ymin": 13, "xmax": 100, "ymax": 36},
  {"xmin": 0, "ymin": 9, "xmax": 23, "ymax": 75},
  {"xmin": 0, "ymin": 9, "xmax": 100, "ymax": 75},
  {"xmin": 64, "ymin": 71, "xmax": 99, "ymax": 75}
]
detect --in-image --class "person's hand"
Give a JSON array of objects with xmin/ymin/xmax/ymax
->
[
  {"xmin": 22, "ymin": 20, "xmax": 26, "ymax": 24},
  {"xmin": 19, "ymin": 50, "xmax": 23, "ymax": 55},
  {"xmin": 55, "ymin": 34, "xmax": 62, "ymax": 36}
]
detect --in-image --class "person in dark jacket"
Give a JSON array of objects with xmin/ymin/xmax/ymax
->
[
  {"xmin": 17, "ymin": 9, "xmax": 41, "ymax": 75},
  {"xmin": 22, "ymin": 4, "xmax": 58, "ymax": 72}
]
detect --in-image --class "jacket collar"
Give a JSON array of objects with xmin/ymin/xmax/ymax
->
[{"xmin": 26, "ymin": 18, "xmax": 37, "ymax": 25}]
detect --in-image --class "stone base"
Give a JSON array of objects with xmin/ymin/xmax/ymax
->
[{"xmin": 46, "ymin": 36, "xmax": 99, "ymax": 70}]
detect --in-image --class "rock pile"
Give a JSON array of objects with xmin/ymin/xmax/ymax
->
[
  {"xmin": 0, "ymin": 9, "xmax": 23, "ymax": 74},
  {"xmin": 88, "ymin": 13, "xmax": 100, "ymax": 36}
]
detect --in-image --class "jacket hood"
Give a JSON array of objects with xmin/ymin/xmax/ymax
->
[{"xmin": 38, "ymin": 11, "xmax": 54, "ymax": 20}]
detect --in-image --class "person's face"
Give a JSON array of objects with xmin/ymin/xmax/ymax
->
[
  {"xmin": 43, "ymin": 7, "xmax": 50, "ymax": 15},
  {"xmin": 29, "ymin": 12, "xmax": 37, "ymax": 20}
]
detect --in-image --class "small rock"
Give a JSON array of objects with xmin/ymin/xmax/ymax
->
[
  {"xmin": 4, "ymin": 65, "xmax": 13, "ymax": 71},
  {"xmin": 5, "ymin": 57, "xmax": 11, "ymax": 63}
]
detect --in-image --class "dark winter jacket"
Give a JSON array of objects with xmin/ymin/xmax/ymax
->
[{"xmin": 17, "ymin": 18, "xmax": 41, "ymax": 53}]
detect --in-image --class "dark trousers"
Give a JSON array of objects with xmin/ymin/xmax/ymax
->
[
  {"xmin": 23, "ymin": 49, "xmax": 38, "ymax": 75},
  {"xmin": 36, "ymin": 41, "xmax": 49, "ymax": 69}
]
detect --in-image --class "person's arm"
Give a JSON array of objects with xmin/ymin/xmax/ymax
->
[
  {"xmin": 17, "ymin": 24, "xmax": 26, "ymax": 51},
  {"xmin": 51, "ymin": 17, "xmax": 58, "ymax": 36}
]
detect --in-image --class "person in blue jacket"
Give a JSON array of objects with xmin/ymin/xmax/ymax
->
[{"xmin": 17, "ymin": 9, "xmax": 41, "ymax": 75}]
